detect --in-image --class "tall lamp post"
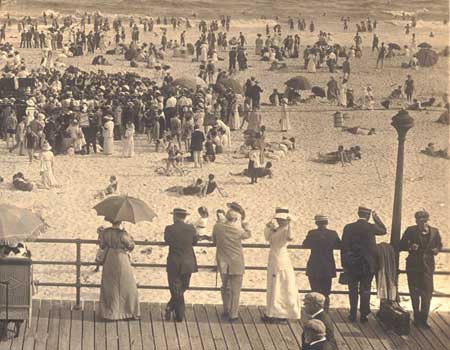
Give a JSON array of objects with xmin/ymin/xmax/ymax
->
[{"xmin": 390, "ymin": 109, "xmax": 414, "ymax": 255}]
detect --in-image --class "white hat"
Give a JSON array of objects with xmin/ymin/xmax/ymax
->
[{"xmin": 274, "ymin": 207, "xmax": 291, "ymax": 220}]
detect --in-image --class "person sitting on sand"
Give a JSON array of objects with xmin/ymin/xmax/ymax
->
[
  {"xmin": 389, "ymin": 86, "xmax": 405, "ymax": 99},
  {"xmin": 342, "ymin": 127, "xmax": 376, "ymax": 135},
  {"xmin": 166, "ymin": 137, "xmax": 183, "ymax": 171},
  {"xmin": 0, "ymin": 242, "xmax": 31, "ymax": 259},
  {"xmin": 95, "ymin": 175, "xmax": 119, "ymax": 199},
  {"xmin": 194, "ymin": 206, "xmax": 211, "ymax": 240},
  {"xmin": 230, "ymin": 162, "xmax": 273, "ymax": 179},
  {"xmin": 421, "ymin": 143, "xmax": 450, "ymax": 159},
  {"xmin": 201, "ymin": 174, "xmax": 225, "ymax": 197},
  {"xmin": 12, "ymin": 172, "xmax": 34, "ymax": 192}
]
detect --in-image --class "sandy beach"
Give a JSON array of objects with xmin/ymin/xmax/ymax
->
[{"xmin": 0, "ymin": 7, "xmax": 449, "ymax": 311}]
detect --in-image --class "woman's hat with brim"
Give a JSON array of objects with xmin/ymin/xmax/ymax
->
[
  {"xmin": 42, "ymin": 141, "xmax": 52, "ymax": 151},
  {"xmin": 171, "ymin": 208, "xmax": 190, "ymax": 216},
  {"xmin": 274, "ymin": 207, "xmax": 291, "ymax": 220}
]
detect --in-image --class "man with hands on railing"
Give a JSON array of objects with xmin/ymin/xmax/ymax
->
[
  {"xmin": 212, "ymin": 202, "xmax": 251, "ymax": 322},
  {"xmin": 397, "ymin": 210, "xmax": 442, "ymax": 329}
]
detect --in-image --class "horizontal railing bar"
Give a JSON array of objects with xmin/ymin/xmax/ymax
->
[
  {"xmin": 30, "ymin": 261, "xmax": 450, "ymax": 275},
  {"xmin": 28, "ymin": 239, "xmax": 450, "ymax": 253},
  {"xmin": 33, "ymin": 282, "xmax": 450, "ymax": 298}
]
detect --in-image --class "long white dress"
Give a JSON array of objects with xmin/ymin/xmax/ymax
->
[
  {"xmin": 264, "ymin": 224, "xmax": 300, "ymax": 319},
  {"xmin": 280, "ymin": 103, "xmax": 291, "ymax": 131},
  {"xmin": 103, "ymin": 121, "xmax": 115, "ymax": 155},
  {"xmin": 40, "ymin": 151, "xmax": 58, "ymax": 188},
  {"xmin": 122, "ymin": 124, "xmax": 135, "ymax": 157},
  {"xmin": 340, "ymin": 82, "xmax": 348, "ymax": 107},
  {"xmin": 307, "ymin": 53, "xmax": 317, "ymax": 73}
]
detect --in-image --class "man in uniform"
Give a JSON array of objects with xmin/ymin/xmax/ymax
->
[
  {"xmin": 164, "ymin": 208, "xmax": 198, "ymax": 322},
  {"xmin": 342, "ymin": 206, "xmax": 386, "ymax": 322},
  {"xmin": 398, "ymin": 210, "xmax": 442, "ymax": 328}
]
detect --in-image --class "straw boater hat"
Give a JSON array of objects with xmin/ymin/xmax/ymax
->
[
  {"xmin": 171, "ymin": 208, "xmax": 190, "ymax": 216},
  {"xmin": 314, "ymin": 215, "xmax": 328, "ymax": 223}
]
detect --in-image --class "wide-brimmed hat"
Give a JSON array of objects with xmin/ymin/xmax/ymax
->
[
  {"xmin": 274, "ymin": 207, "xmax": 291, "ymax": 220},
  {"xmin": 42, "ymin": 141, "xmax": 52, "ymax": 151},
  {"xmin": 227, "ymin": 202, "xmax": 245, "ymax": 217},
  {"xmin": 303, "ymin": 292, "xmax": 326, "ymax": 306},
  {"xmin": 171, "ymin": 208, "xmax": 190, "ymax": 216}
]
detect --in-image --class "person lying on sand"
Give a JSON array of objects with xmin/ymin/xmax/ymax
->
[
  {"xmin": 230, "ymin": 162, "xmax": 273, "ymax": 179},
  {"xmin": 94, "ymin": 175, "xmax": 118, "ymax": 199},
  {"xmin": 389, "ymin": 86, "xmax": 405, "ymax": 99},
  {"xmin": 165, "ymin": 174, "xmax": 224, "ymax": 197},
  {"xmin": 342, "ymin": 127, "xmax": 376, "ymax": 135},
  {"xmin": 317, "ymin": 145, "xmax": 362, "ymax": 166},
  {"xmin": 421, "ymin": 143, "xmax": 450, "ymax": 159}
]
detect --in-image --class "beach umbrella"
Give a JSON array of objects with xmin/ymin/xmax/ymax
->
[
  {"xmin": 0, "ymin": 204, "xmax": 46, "ymax": 244},
  {"xmin": 311, "ymin": 86, "xmax": 326, "ymax": 98},
  {"xmin": 388, "ymin": 43, "xmax": 401, "ymax": 50},
  {"xmin": 285, "ymin": 76, "xmax": 312, "ymax": 90},
  {"xmin": 416, "ymin": 49, "xmax": 439, "ymax": 67},
  {"xmin": 173, "ymin": 77, "xmax": 206, "ymax": 90},
  {"xmin": 93, "ymin": 195, "xmax": 157, "ymax": 224},
  {"xmin": 418, "ymin": 42, "xmax": 432, "ymax": 49},
  {"xmin": 216, "ymin": 78, "xmax": 243, "ymax": 94}
]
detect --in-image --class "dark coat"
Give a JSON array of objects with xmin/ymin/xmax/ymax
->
[
  {"xmin": 303, "ymin": 228, "xmax": 341, "ymax": 278},
  {"xmin": 342, "ymin": 218, "xmax": 386, "ymax": 275},
  {"xmin": 398, "ymin": 225, "xmax": 442, "ymax": 274},
  {"xmin": 302, "ymin": 310, "xmax": 337, "ymax": 350},
  {"xmin": 164, "ymin": 221, "xmax": 198, "ymax": 275},
  {"xmin": 309, "ymin": 340, "xmax": 334, "ymax": 350},
  {"xmin": 190, "ymin": 129, "xmax": 205, "ymax": 151}
]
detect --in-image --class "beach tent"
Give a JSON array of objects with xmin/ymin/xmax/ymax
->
[
  {"xmin": 416, "ymin": 49, "xmax": 438, "ymax": 67},
  {"xmin": 285, "ymin": 76, "xmax": 312, "ymax": 90}
]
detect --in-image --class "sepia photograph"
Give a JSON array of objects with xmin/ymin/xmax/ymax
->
[{"xmin": 0, "ymin": 0, "xmax": 449, "ymax": 348}]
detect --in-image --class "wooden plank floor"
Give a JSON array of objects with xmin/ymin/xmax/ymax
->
[{"xmin": 1, "ymin": 300, "xmax": 450, "ymax": 350}]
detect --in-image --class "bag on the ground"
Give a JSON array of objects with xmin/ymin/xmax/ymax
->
[{"xmin": 377, "ymin": 299, "xmax": 410, "ymax": 335}]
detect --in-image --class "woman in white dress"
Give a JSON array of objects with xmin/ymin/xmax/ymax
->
[
  {"xmin": 280, "ymin": 98, "xmax": 291, "ymax": 132},
  {"xmin": 40, "ymin": 141, "xmax": 58, "ymax": 189},
  {"xmin": 307, "ymin": 52, "xmax": 317, "ymax": 73},
  {"xmin": 103, "ymin": 116, "xmax": 115, "ymax": 155},
  {"xmin": 263, "ymin": 207, "xmax": 300, "ymax": 322},
  {"xmin": 122, "ymin": 121, "xmax": 135, "ymax": 157}
]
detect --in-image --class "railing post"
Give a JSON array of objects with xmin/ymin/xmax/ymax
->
[{"xmin": 74, "ymin": 238, "xmax": 82, "ymax": 310}]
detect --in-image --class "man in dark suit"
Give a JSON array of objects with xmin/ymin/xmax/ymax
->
[
  {"xmin": 303, "ymin": 215, "xmax": 341, "ymax": 310},
  {"xmin": 342, "ymin": 206, "xmax": 386, "ymax": 322},
  {"xmin": 164, "ymin": 208, "xmax": 198, "ymax": 322},
  {"xmin": 302, "ymin": 319, "xmax": 334, "ymax": 350},
  {"xmin": 398, "ymin": 210, "xmax": 442, "ymax": 328},
  {"xmin": 301, "ymin": 293, "xmax": 337, "ymax": 349}
]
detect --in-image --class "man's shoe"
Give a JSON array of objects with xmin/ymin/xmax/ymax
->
[
  {"xmin": 421, "ymin": 321, "xmax": 431, "ymax": 329},
  {"xmin": 221, "ymin": 312, "xmax": 229, "ymax": 320},
  {"xmin": 360, "ymin": 315, "xmax": 368, "ymax": 323},
  {"xmin": 229, "ymin": 317, "xmax": 239, "ymax": 323},
  {"xmin": 348, "ymin": 314, "xmax": 356, "ymax": 322}
]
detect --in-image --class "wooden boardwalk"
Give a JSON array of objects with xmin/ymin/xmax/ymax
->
[{"xmin": 1, "ymin": 299, "xmax": 450, "ymax": 350}]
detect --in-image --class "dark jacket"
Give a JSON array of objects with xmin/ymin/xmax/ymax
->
[
  {"xmin": 164, "ymin": 221, "xmax": 198, "ymax": 274},
  {"xmin": 302, "ymin": 310, "xmax": 337, "ymax": 350},
  {"xmin": 309, "ymin": 340, "xmax": 334, "ymax": 350},
  {"xmin": 398, "ymin": 225, "xmax": 442, "ymax": 274},
  {"xmin": 303, "ymin": 228, "xmax": 341, "ymax": 278},
  {"xmin": 341, "ymin": 217, "xmax": 386, "ymax": 275}
]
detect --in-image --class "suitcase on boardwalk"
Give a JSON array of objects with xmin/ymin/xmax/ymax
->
[{"xmin": 377, "ymin": 300, "xmax": 410, "ymax": 335}]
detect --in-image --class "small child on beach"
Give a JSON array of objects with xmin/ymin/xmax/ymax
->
[
  {"xmin": 94, "ymin": 176, "xmax": 118, "ymax": 199},
  {"xmin": 195, "ymin": 206, "xmax": 211, "ymax": 241}
]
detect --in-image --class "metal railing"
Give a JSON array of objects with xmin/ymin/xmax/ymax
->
[{"xmin": 25, "ymin": 238, "xmax": 450, "ymax": 308}]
